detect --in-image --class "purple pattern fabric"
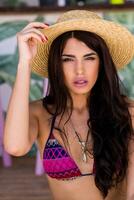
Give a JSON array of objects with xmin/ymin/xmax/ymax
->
[
  {"xmin": 42, "ymin": 114, "xmax": 95, "ymax": 180},
  {"xmin": 43, "ymin": 138, "xmax": 81, "ymax": 179},
  {"xmin": 43, "ymin": 136, "xmax": 95, "ymax": 180}
]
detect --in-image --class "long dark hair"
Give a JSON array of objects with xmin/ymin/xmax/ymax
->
[{"xmin": 42, "ymin": 31, "xmax": 133, "ymax": 197}]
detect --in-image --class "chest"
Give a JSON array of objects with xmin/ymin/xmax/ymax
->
[{"xmin": 38, "ymin": 115, "xmax": 94, "ymax": 175}]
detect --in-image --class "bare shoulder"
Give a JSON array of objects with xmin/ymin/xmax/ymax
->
[
  {"xmin": 29, "ymin": 98, "xmax": 53, "ymax": 131},
  {"xmin": 29, "ymin": 98, "xmax": 44, "ymax": 116},
  {"xmin": 29, "ymin": 98, "xmax": 52, "ymax": 136},
  {"xmin": 29, "ymin": 99, "xmax": 53, "ymax": 158},
  {"xmin": 126, "ymin": 97, "xmax": 134, "ymax": 153},
  {"xmin": 127, "ymin": 97, "xmax": 134, "ymax": 108},
  {"xmin": 29, "ymin": 98, "xmax": 50, "ymax": 120},
  {"xmin": 29, "ymin": 98, "xmax": 50, "ymax": 137},
  {"xmin": 127, "ymin": 97, "xmax": 134, "ymax": 127}
]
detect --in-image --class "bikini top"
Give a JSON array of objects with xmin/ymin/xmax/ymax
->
[{"xmin": 43, "ymin": 114, "xmax": 95, "ymax": 180}]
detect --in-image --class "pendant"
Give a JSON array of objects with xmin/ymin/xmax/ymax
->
[
  {"xmin": 83, "ymin": 152, "xmax": 87, "ymax": 163},
  {"xmin": 80, "ymin": 142, "xmax": 87, "ymax": 162},
  {"xmin": 81, "ymin": 142, "xmax": 86, "ymax": 150}
]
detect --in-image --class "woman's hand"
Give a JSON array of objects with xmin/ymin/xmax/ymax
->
[{"xmin": 16, "ymin": 22, "xmax": 48, "ymax": 65}]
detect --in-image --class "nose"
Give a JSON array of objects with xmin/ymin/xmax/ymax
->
[{"xmin": 75, "ymin": 60, "xmax": 84, "ymax": 75}]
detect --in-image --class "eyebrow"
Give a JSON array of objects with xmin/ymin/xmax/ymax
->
[{"xmin": 61, "ymin": 52, "xmax": 97, "ymax": 58}]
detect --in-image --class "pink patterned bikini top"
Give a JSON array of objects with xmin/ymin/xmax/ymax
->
[{"xmin": 43, "ymin": 114, "xmax": 95, "ymax": 180}]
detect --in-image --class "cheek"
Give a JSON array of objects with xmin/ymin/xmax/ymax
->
[
  {"xmin": 63, "ymin": 66, "xmax": 73, "ymax": 85},
  {"xmin": 93, "ymin": 67, "xmax": 99, "ymax": 78},
  {"xmin": 65, "ymin": 72, "xmax": 73, "ymax": 83},
  {"xmin": 86, "ymin": 65, "xmax": 99, "ymax": 83}
]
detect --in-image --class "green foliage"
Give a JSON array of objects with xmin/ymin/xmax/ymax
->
[
  {"xmin": 0, "ymin": 16, "xmax": 44, "ymax": 101},
  {"xmin": 104, "ymin": 12, "xmax": 134, "ymax": 99},
  {"xmin": 27, "ymin": 143, "xmax": 37, "ymax": 157},
  {"xmin": 0, "ymin": 21, "xmax": 28, "ymax": 41}
]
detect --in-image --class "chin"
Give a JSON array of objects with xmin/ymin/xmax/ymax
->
[{"xmin": 71, "ymin": 89, "xmax": 91, "ymax": 96}]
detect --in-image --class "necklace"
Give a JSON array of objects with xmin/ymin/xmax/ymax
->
[{"xmin": 69, "ymin": 117, "xmax": 89, "ymax": 163}]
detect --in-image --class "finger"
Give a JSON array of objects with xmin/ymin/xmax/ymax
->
[
  {"xmin": 27, "ymin": 32, "xmax": 47, "ymax": 43},
  {"xmin": 18, "ymin": 32, "xmax": 47, "ymax": 43},
  {"xmin": 22, "ymin": 22, "xmax": 49, "ymax": 31},
  {"xmin": 22, "ymin": 28, "xmax": 47, "ymax": 41}
]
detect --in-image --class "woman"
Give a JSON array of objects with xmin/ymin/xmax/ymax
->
[{"xmin": 4, "ymin": 10, "xmax": 134, "ymax": 200}]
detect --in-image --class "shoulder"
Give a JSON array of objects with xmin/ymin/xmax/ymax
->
[
  {"xmin": 29, "ymin": 98, "xmax": 51, "ymax": 132},
  {"xmin": 127, "ymin": 97, "xmax": 134, "ymax": 127},
  {"xmin": 29, "ymin": 99, "xmax": 53, "ymax": 158},
  {"xmin": 29, "ymin": 99, "xmax": 43, "ymax": 115},
  {"xmin": 29, "ymin": 98, "xmax": 49, "ymax": 119},
  {"xmin": 126, "ymin": 97, "xmax": 134, "ymax": 153},
  {"xmin": 29, "ymin": 98, "xmax": 53, "ymax": 131}
]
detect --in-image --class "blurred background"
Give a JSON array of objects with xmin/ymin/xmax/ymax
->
[{"xmin": 0, "ymin": 0, "xmax": 134, "ymax": 200}]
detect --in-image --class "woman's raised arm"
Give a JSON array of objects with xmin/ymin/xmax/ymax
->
[{"xmin": 3, "ymin": 22, "xmax": 48, "ymax": 156}]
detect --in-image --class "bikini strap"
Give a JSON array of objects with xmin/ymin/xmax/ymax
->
[{"xmin": 49, "ymin": 114, "xmax": 57, "ymax": 138}]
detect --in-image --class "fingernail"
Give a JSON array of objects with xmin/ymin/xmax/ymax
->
[
  {"xmin": 45, "ymin": 36, "xmax": 48, "ymax": 40},
  {"xmin": 42, "ymin": 38, "xmax": 46, "ymax": 42},
  {"xmin": 44, "ymin": 23, "xmax": 49, "ymax": 26},
  {"xmin": 35, "ymin": 26, "xmax": 43, "ymax": 29}
]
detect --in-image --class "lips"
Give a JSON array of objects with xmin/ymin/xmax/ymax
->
[
  {"xmin": 74, "ymin": 80, "xmax": 87, "ymax": 84},
  {"xmin": 73, "ymin": 78, "xmax": 88, "ymax": 87}
]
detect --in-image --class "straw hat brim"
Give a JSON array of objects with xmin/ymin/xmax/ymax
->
[{"xmin": 31, "ymin": 18, "xmax": 134, "ymax": 78}]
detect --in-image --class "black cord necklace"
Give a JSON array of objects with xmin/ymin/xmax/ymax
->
[{"xmin": 69, "ymin": 117, "xmax": 89, "ymax": 163}]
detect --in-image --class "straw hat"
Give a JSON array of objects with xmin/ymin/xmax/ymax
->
[{"xmin": 31, "ymin": 10, "xmax": 134, "ymax": 78}]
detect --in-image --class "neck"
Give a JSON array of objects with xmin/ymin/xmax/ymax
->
[{"xmin": 67, "ymin": 93, "xmax": 89, "ymax": 113}]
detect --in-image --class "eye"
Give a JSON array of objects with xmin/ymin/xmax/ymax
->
[
  {"xmin": 61, "ymin": 57, "xmax": 74, "ymax": 62},
  {"xmin": 85, "ymin": 57, "xmax": 96, "ymax": 60}
]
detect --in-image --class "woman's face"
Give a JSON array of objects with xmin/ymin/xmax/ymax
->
[{"xmin": 61, "ymin": 38, "xmax": 100, "ymax": 96}]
